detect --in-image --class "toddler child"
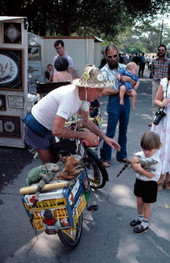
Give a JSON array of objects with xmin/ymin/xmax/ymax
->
[
  {"xmin": 117, "ymin": 62, "xmax": 139, "ymax": 109},
  {"xmin": 130, "ymin": 131, "xmax": 162, "ymax": 234}
]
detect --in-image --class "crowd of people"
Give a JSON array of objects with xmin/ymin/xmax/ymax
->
[{"xmin": 23, "ymin": 40, "xmax": 170, "ymax": 236}]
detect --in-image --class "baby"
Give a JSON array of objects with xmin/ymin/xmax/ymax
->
[{"xmin": 117, "ymin": 62, "xmax": 140, "ymax": 109}]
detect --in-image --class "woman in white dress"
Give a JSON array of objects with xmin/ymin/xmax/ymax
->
[{"xmin": 151, "ymin": 64, "xmax": 170, "ymax": 191}]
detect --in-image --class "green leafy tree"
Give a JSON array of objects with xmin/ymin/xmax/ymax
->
[
  {"xmin": 0, "ymin": 0, "xmax": 169, "ymax": 38},
  {"xmin": 115, "ymin": 19, "xmax": 170, "ymax": 53}
]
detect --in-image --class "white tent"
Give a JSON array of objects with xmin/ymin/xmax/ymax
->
[{"xmin": 41, "ymin": 36, "xmax": 103, "ymax": 79}]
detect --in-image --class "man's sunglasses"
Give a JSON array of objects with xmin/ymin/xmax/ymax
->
[
  {"xmin": 158, "ymin": 49, "xmax": 165, "ymax": 52},
  {"xmin": 107, "ymin": 54, "xmax": 118, "ymax": 58}
]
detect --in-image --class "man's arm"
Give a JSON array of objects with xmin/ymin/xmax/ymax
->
[
  {"xmin": 68, "ymin": 56, "xmax": 74, "ymax": 74},
  {"xmin": 150, "ymin": 61, "xmax": 154, "ymax": 78},
  {"xmin": 101, "ymin": 87, "xmax": 119, "ymax": 96},
  {"xmin": 52, "ymin": 115, "xmax": 104, "ymax": 145},
  {"xmin": 80, "ymin": 110, "xmax": 121, "ymax": 151},
  {"xmin": 121, "ymin": 75, "xmax": 136, "ymax": 86},
  {"xmin": 154, "ymin": 85, "xmax": 167, "ymax": 107}
]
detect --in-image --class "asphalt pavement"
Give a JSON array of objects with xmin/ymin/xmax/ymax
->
[{"xmin": 0, "ymin": 69, "xmax": 170, "ymax": 263}]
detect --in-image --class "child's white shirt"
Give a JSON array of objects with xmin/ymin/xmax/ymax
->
[{"xmin": 134, "ymin": 150, "xmax": 162, "ymax": 182}]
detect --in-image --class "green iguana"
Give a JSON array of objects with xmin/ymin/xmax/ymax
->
[
  {"xmin": 26, "ymin": 157, "xmax": 84, "ymax": 210},
  {"xmin": 26, "ymin": 162, "xmax": 61, "ymax": 186},
  {"xmin": 116, "ymin": 159, "xmax": 158, "ymax": 177}
]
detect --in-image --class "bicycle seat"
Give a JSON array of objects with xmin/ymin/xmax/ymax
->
[{"xmin": 50, "ymin": 139, "xmax": 77, "ymax": 154}]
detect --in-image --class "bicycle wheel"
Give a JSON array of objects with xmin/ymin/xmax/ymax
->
[
  {"xmin": 84, "ymin": 147, "xmax": 108, "ymax": 189},
  {"xmin": 58, "ymin": 213, "xmax": 83, "ymax": 249}
]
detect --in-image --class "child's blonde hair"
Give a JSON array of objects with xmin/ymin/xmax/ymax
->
[
  {"xmin": 140, "ymin": 131, "xmax": 162, "ymax": 150},
  {"xmin": 126, "ymin": 62, "xmax": 137, "ymax": 70}
]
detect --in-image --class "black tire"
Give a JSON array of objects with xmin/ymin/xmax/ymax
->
[
  {"xmin": 84, "ymin": 147, "xmax": 108, "ymax": 189},
  {"xmin": 58, "ymin": 213, "xmax": 83, "ymax": 250}
]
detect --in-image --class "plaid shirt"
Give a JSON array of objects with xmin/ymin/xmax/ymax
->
[{"xmin": 151, "ymin": 57, "xmax": 170, "ymax": 81}]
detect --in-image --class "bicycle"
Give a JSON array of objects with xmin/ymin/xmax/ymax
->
[
  {"xmin": 20, "ymin": 132, "xmax": 106, "ymax": 247},
  {"xmin": 50, "ymin": 120, "xmax": 109, "ymax": 189},
  {"xmin": 20, "ymin": 100, "xmax": 108, "ymax": 249},
  {"xmin": 20, "ymin": 165, "xmax": 91, "ymax": 249},
  {"xmin": 20, "ymin": 127, "xmax": 108, "ymax": 250}
]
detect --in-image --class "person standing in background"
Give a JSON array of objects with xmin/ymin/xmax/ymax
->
[
  {"xmin": 100, "ymin": 44, "xmax": 136, "ymax": 167},
  {"xmin": 99, "ymin": 58, "xmax": 107, "ymax": 69},
  {"xmin": 151, "ymin": 64, "xmax": 170, "ymax": 191},
  {"xmin": 119, "ymin": 53, "xmax": 124, "ymax": 63},
  {"xmin": 123, "ymin": 53, "xmax": 128, "ymax": 65},
  {"xmin": 148, "ymin": 44, "xmax": 170, "ymax": 126},
  {"xmin": 138, "ymin": 52, "xmax": 146, "ymax": 78},
  {"xmin": 45, "ymin": 64, "xmax": 53, "ymax": 83},
  {"xmin": 50, "ymin": 39, "xmax": 73, "ymax": 81},
  {"xmin": 132, "ymin": 53, "xmax": 139, "ymax": 65}
]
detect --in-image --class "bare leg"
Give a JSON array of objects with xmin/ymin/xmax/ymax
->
[
  {"xmin": 133, "ymin": 198, "xmax": 150, "ymax": 233},
  {"xmin": 36, "ymin": 148, "xmax": 58, "ymax": 164},
  {"xmin": 165, "ymin": 173, "xmax": 170, "ymax": 190},
  {"xmin": 131, "ymin": 90, "xmax": 137, "ymax": 109},
  {"xmin": 137, "ymin": 196, "xmax": 144, "ymax": 215},
  {"xmin": 158, "ymin": 173, "xmax": 164, "ymax": 191},
  {"xmin": 119, "ymin": 85, "xmax": 126, "ymax": 105},
  {"xmin": 143, "ymin": 202, "xmax": 151, "ymax": 220}
]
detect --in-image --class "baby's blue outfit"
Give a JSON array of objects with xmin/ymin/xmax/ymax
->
[{"xmin": 118, "ymin": 69, "xmax": 138, "ymax": 91}]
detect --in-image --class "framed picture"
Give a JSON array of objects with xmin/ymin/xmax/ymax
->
[
  {"xmin": 28, "ymin": 61, "xmax": 42, "ymax": 76},
  {"xmin": 0, "ymin": 115, "xmax": 21, "ymax": 138},
  {"xmin": 4, "ymin": 23, "xmax": 22, "ymax": 44},
  {"xmin": 0, "ymin": 48, "xmax": 24, "ymax": 91},
  {"xmin": 28, "ymin": 46, "xmax": 41, "ymax": 60},
  {"xmin": 8, "ymin": 95, "xmax": 24, "ymax": 109},
  {"xmin": 0, "ymin": 95, "xmax": 6, "ymax": 111}
]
